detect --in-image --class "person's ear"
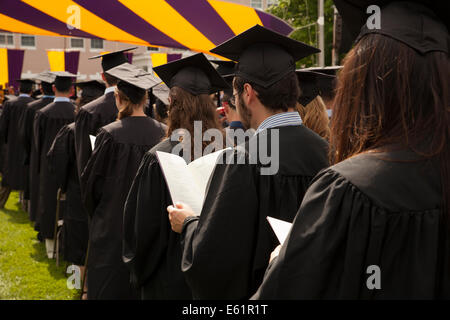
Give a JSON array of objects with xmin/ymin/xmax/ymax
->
[
  {"xmin": 52, "ymin": 84, "xmax": 56, "ymax": 94},
  {"xmin": 243, "ymin": 83, "xmax": 253, "ymax": 104},
  {"xmin": 101, "ymin": 72, "xmax": 106, "ymax": 82},
  {"xmin": 69, "ymin": 86, "xmax": 75, "ymax": 96}
]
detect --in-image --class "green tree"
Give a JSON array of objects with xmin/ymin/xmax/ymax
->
[{"xmin": 267, "ymin": 0, "xmax": 335, "ymax": 67}]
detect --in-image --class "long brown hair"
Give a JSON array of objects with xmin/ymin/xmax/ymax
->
[
  {"xmin": 296, "ymin": 96, "xmax": 330, "ymax": 140},
  {"xmin": 331, "ymin": 33, "xmax": 449, "ymax": 213},
  {"xmin": 167, "ymin": 86, "xmax": 224, "ymax": 160}
]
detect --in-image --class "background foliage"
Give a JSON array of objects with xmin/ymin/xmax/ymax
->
[{"xmin": 268, "ymin": 0, "xmax": 336, "ymax": 67}]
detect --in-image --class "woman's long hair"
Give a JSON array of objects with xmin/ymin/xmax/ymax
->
[
  {"xmin": 166, "ymin": 86, "xmax": 224, "ymax": 161},
  {"xmin": 296, "ymin": 96, "xmax": 330, "ymax": 140},
  {"xmin": 331, "ymin": 33, "xmax": 449, "ymax": 214}
]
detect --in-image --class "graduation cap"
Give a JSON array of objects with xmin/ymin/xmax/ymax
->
[
  {"xmin": 89, "ymin": 47, "xmax": 137, "ymax": 71},
  {"xmin": 210, "ymin": 25, "xmax": 320, "ymax": 88},
  {"xmin": 34, "ymin": 71, "xmax": 56, "ymax": 84},
  {"xmin": 301, "ymin": 66, "xmax": 343, "ymax": 76},
  {"xmin": 153, "ymin": 53, "xmax": 230, "ymax": 95},
  {"xmin": 210, "ymin": 60, "xmax": 236, "ymax": 97},
  {"xmin": 106, "ymin": 62, "xmax": 161, "ymax": 104},
  {"xmin": 16, "ymin": 78, "xmax": 35, "ymax": 84},
  {"xmin": 296, "ymin": 70, "xmax": 336, "ymax": 106},
  {"xmin": 210, "ymin": 60, "xmax": 236, "ymax": 77},
  {"xmin": 333, "ymin": 0, "xmax": 449, "ymax": 54},
  {"xmin": 52, "ymin": 71, "xmax": 77, "ymax": 78},
  {"xmin": 152, "ymin": 83, "xmax": 170, "ymax": 105},
  {"xmin": 75, "ymin": 80, "xmax": 106, "ymax": 98}
]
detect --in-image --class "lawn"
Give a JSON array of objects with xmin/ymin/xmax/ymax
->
[{"xmin": 0, "ymin": 190, "xmax": 80, "ymax": 300}]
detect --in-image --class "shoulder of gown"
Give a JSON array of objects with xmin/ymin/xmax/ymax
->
[{"xmin": 252, "ymin": 151, "xmax": 445, "ymax": 300}]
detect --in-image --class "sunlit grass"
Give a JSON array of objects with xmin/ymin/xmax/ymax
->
[{"xmin": 0, "ymin": 191, "xmax": 79, "ymax": 300}]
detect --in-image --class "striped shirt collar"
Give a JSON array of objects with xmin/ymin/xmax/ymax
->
[
  {"xmin": 255, "ymin": 111, "xmax": 302, "ymax": 135},
  {"xmin": 54, "ymin": 97, "xmax": 70, "ymax": 103},
  {"xmin": 19, "ymin": 94, "xmax": 30, "ymax": 98}
]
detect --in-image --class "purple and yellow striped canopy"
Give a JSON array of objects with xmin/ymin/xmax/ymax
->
[{"xmin": 0, "ymin": 0, "xmax": 293, "ymax": 54}]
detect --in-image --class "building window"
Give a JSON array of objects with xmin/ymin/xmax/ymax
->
[
  {"xmin": 0, "ymin": 33, "xmax": 14, "ymax": 47},
  {"xmin": 267, "ymin": 0, "xmax": 278, "ymax": 7},
  {"xmin": 250, "ymin": 0, "xmax": 263, "ymax": 9},
  {"xmin": 147, "ymin": 46, "xmax": 160, "ymax": 52},
  {"xmin": 90, "ymin": 38, "xmax": 103, "ymax": 50},
  {"xmin": 20, "ymin": 35, "xmax": 35, "ymax": 48},
  {"xmin": 70, "ymin": 38, "xmax": 84, "ymax": 49}
]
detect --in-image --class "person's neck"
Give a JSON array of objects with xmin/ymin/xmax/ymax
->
[
  {"xmin": 54, "ymin": 92, "xmax": 71, "ymax": 98},
  {"xmin": 227, "ymin": 110, "xmax": 241, "ymax": 123},
  {"xmin": 252, "ymin": 106, "xmax": 295, "ymax": 129},
  {"xmin": 130, "ymin": 108, "xmax": 146, "ymax": 117}
]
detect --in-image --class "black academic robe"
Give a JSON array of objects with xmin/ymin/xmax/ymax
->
[
  {"xmin": 47, "ymin": 123, "xmax": 88, "ymax": 265},
  {"xmin": 34, "ymin": 101, "xmax": 75, "ymax": 239},
  {"xmin": 180, "ymin": 125, "xmax": 329, "ymax": 299},
  {"xmin": 81, "ymin": 116, "xmax": 166, "ymax": 300},
  {"xmin": 252, "ymin": 148, "xmax": 449, "ymax": 299},
  {"xmin": 0, "ymin": 95, "xmax": 34, "ymax": 189},
  {"xmin": 123, "ymin": 138, "xmax": 193, "ymax": 300},
  {"xmin": 19, "ymin": 97, "xmax": 54, "ymax": 214},
  {"xmin": 74, "ymin": 91, "xmax": 117, "ymax": 181}
]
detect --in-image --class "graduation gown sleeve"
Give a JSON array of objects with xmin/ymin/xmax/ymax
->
[
  {"xmin": 180, "ymin": 149, "xmax": 261, "ymax": 299},
  {"xmin": 252, "ymin": 167, "xmax": 444, "ymax": 299},
  {"xmin": 123, "ymin": 146, "xmax": 192, "ymax": 299},
  {"xmin": 47, "ymin": 124, "xmax": 71, "ymax": 192},
  {"xmin": 19, "ymin": 104, "xmax": 36, "ymax": 165},
  {"xmin": 0, "ymin": 100, "xmax": 10, "ymax": 144},
  {"xmin": 80, "ymin": 128, "xmax": 112, "ymax": 218},
  {"xmin": 74, "ymin": 109, "xmax": 96, "ymax": 179}
]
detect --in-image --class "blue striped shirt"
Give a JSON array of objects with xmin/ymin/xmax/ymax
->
[{"xmin": 255, "ymin": 111, "xmax": 303, "ymax": 135}]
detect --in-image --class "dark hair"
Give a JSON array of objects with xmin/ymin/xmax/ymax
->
[
  {"xmin": 116, "ymin": 84, "xmax": 147, "ymax": 120},
  {"xmin": 55, "ymin": 78, "xmax": 73, "ymax": 93},
  {"xmin": 41, "ymin": 82, "xmax": 54, "ymax": 96},
  {"xmin": 103, "ymin": 73, "xmax": 119, "ymax": 86},
  {"xmin": 233, "ymin": 72, "xmax": 300, "ymax": 112},
  {"xmin": 167, "ymin": 86, "xmax": 224, "ymax": 160},
  {"xmin": 155, "ymin": 98, "xmax": 168, "ymax": 121},
  {"xmin": 331, "ymin": 33, "xmax": 449, "ymax": 214},
  {"xmin": 19, "ymin": 82, "xmax": 33, "ymax": 94}
]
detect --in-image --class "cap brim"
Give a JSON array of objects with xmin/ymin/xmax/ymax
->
[
  {"xmin": 153, "ymin": 53, "xmax": 230, "ymax": 94},
  {"xmin": 152, "ymin": 83, "xmax": 170, "ymax": 105},
  {"xmin": 333, "ymin": 0, "xmax": 449, "ymax": 43},
  {"xmin": 88, "ymin": 47, "xmax": 137, "ymax": 60},
  {"xmin": 210, "ymin": 24, "xmax": 320, "ymax": 61},
  {"xmin": 75, "ymin": 80, "xmax": 106, "ymax": 91},
  {"xmin": 106, "ymin": 62, "xmax": 161, "ymax": 90}
]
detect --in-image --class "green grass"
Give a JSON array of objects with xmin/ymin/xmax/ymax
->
[{"xmin": 0, "ymin": 191, "xmax": 80, "ymax": 300}]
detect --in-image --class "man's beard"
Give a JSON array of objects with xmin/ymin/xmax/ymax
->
[{"xmin": 237, "ymin": 94, "xmax": 252, "ymax": 129}]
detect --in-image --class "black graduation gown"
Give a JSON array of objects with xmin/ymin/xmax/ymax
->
[
  {"xmin": 74, "ymin": 91, "xmax": 117, "ymax": 180},
  {"xmin": 47, "ymin": 123, "xmax": 88, "ymax": 265},
  {"xmin": 252, "ymin": 149, "xmax": 449, "ymax": 299},
  {"xmin": 0, "ymin": 95, "xmax": 34, "ymax": 189},
  {"xmin": 123, "ymin": 138, "xmax": 193, "ymax": 300},
  {"xmin": 34, "ymin": 101, "xmax": 75, "ymax": 239},
  {"xmin": 81, "ymin": 116, "xmax": 166, "ymax": 300},
  {"xmin": 180, "ymin": 125, "xmax": 329, "ymax": 299},
  {"xmin": 19, "ymin": 97, "xmax": 54, "ymax": 215}
]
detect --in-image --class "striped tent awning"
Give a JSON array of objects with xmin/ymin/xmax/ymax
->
[{"xmin": 0, "ymin": 0, "xmax": 293, "ymax": 55}]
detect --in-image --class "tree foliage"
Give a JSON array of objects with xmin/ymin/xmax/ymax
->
[{"xmin": 267, "ymin": 0, "xmax": 335, "ymax": 67}]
